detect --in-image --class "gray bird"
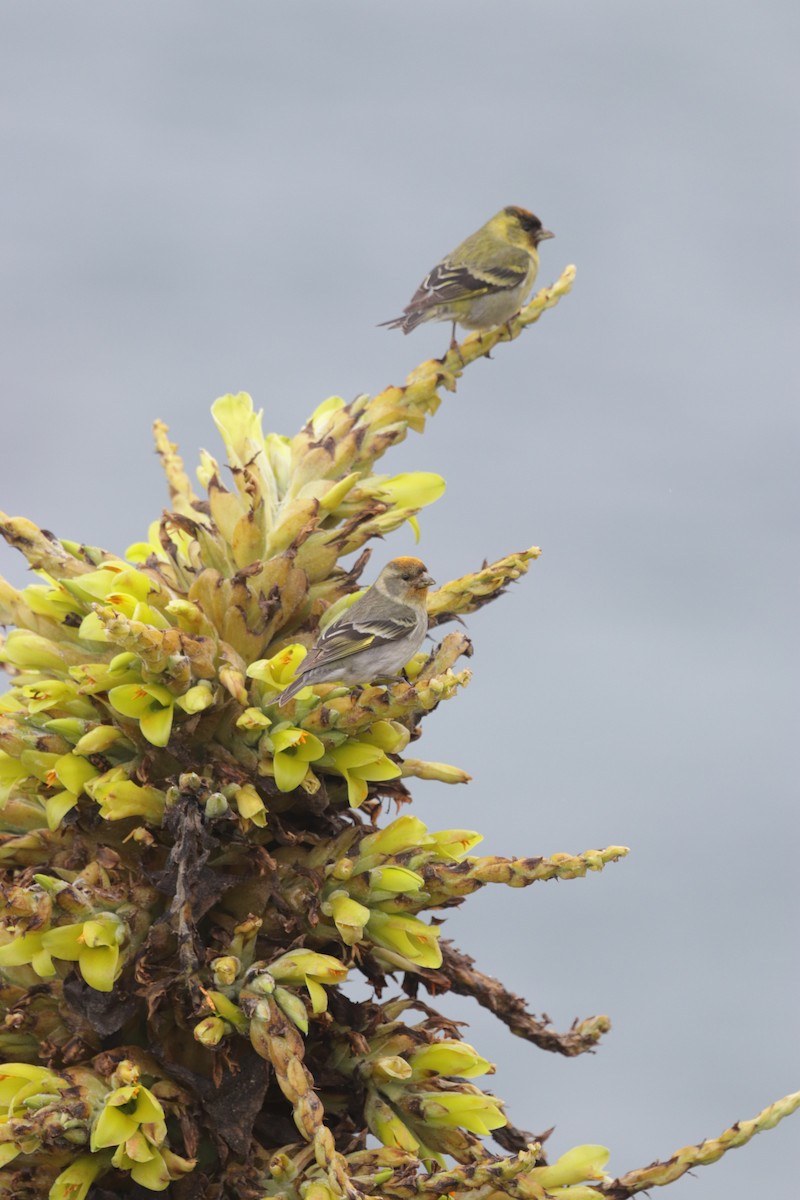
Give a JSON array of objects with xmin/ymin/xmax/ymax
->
[{"xmin": 278, "ymin": 557, "xmax": 434, "ymax": 705}]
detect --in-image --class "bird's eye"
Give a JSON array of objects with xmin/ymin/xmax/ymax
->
[{"xmin": 401, "ymin": 573, "xmax": 411, "ymax": 582}]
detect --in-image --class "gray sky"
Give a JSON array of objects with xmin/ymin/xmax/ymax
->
[{"xmin": 1, "ymin": 3, "xmax": 798, "ymax": 1196}]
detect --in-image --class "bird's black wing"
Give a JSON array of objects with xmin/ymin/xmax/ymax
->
[{"xmin": 414, "ymin": 258, "xmax": 528, "ymax": 306}]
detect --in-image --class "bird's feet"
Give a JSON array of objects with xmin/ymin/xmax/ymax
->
[{"xmin": 444, "ymin": 320, "xmax": 466, "ymax": 366}]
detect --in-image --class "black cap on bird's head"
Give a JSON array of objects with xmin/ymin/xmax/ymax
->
[{"xmin": 505, "ymin": 206, "xmax": 555, "ymax": 246}]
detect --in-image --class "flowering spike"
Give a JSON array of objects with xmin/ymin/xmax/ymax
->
[{"xmin": 0, "ymin": 261, "xmax": 789, "ymax": 1200}]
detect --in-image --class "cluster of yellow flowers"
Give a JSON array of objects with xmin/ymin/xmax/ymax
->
[{"xmin": 1, "ymin": 267, "xmax": 792, "ymax": 1200}]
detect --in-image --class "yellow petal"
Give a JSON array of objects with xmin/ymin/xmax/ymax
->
[{"xmin": 139, "ymin": 704, "xmax": 174, "ymax": 748}]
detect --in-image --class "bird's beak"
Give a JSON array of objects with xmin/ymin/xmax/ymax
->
[
  {"xmin": 417, "ymin": 573, "xmax": 435, "ymax": 589},
  {"xmin": 538, "ymin": 229, "xmax": 555, "ymax": 241}
]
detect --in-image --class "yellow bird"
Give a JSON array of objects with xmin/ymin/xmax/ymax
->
[{"xmin": 380, "ymin": 206, "xmax": 554, "ymax": 348}]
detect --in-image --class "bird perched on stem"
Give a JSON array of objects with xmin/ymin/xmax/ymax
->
[
  {"xmin": 278, "ymin": 557, "xmax": 434, "ymax": 705},
  {"xmin": 379, "ymin": 206, "xmax": 554, "ymax": 349}
]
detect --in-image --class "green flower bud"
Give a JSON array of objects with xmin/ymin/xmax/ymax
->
[
  {"xmin": 399, "ymin": 759, "xmax": 471, "ymax": 785},
  {"xmin": 194, "ymin": 1016, "xmax": 229, "ymax": 1047},
  {"xmin": 243, "ymin": 967, "xmax": 276, "ymax": 997},
  {"xmin": 364, "ymin": 1088, "xmax": 420, "ymax": 1153},
  {"xmin": 205, "ymin": 791, "xmax": 229, "ymax": 819},
  {"xmin": 274, "ymin": 986, "xmax": 309, "ymax": 1034},
  {"xmin": 72, "ymin": 725, "xmax": 128, "ymax": 755},
  {"xmin": 370, "ymin": 1055, "xmax": 412, "ymax": 1083},
  {"xmin": 205, "ymin": 990, "xmax": 249, "ymax": 1032},
  {"xmin": 211, "ymin": 955, "xmax": 240, "ymax": 986},
  {"xmin": 0, "ymin": 630, "xmax": 66, "ymax": 672},
  {"xmin": 328, "ymin": 856, "xmax": 354, "ymax": 881},
  {"xmin": 236, "ymin": 706, "xmax": 273, "ymax": 731}
]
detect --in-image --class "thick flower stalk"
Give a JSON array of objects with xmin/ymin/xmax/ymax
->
[{"xmin": 0, "ymin": 266, "xmax": 795, "ymax": 1199}]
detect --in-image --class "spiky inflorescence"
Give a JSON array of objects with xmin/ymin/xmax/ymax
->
[{"xmin": 0, "ymin": 269, "xmax": 796, "ymax": 1200}]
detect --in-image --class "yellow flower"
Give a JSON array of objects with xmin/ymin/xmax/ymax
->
[
  {"xmin": 22, "ymin": 580, "xmax": 82, "ymax": 623},
  {"xmin": 408, "ymin": 1040, "xmax": 492, "ymax": 1080},
  {"xmin": 90, "ymin": 1082, "xmax": 165, "ymax": 1150},
  {"xmin": 19, "ymin": 678, "xmax": 94, "ymax": 717},
  {"xmin": 0, "ymin": 1062, "xmax": 64, "ymax": 1111},
  {"xmin": 235, "ymin": 706, "xmax": 272, "ymax": 732},
  {"xmin": 42, "ymin": 751, "xmax": 100, "ymax": 831},
  {"xmin": 266, "ymin": 726, "xmax": 325, "ymax": 792},
  {"xmin": 174, "ymin": 681, "xmax": 215, "ymax": 714},
  {"xmin": 109, "ymin": 1143, "xmax": 195, "ymax": 1191},
  {"xmin": 85, "ymin": 768, "xmax": 165, "ymax": 822},
  {"xmin": 127, "ymin": 519, "xmax": 194, "ymax": 567},
  {"xmin": 70, "ymin": 652, "xmax": 141, "ymax": 695},
  {"xmin": 64, "ymin": 562, "xmax": 161, "ymax": 607},
  {"xmin": 40, "ymin": 913, "xmax": 126, "ymax": 991},
  {"xmin": 0, "ymin": 751, "xmax": 28, "ymax": 802},
  {"xmin": 366, "ymin": 911, "xmax": 442, "ymax": 969},
  {"xmin": 322, "ymin": 739, "xmax": 402, "ymax": 808},
  {"xmin": 334, "ymin": 472, "xmax": 446, "ymax": 541},
  {"xmin": 268, "ymin": 948, "xmax": 349, "ymax": 1014},
  {"xmin": 322, "ymin": 890, "xmax": 371, "ymax": 945},
  {"xmin": 50, "ymin": 1153, "xmax": 111, "ymax": 1200},
  {"xmin": 0, "ymin": 929, "xmax": 57, "ymax": 978},
  {"xmin": 357, "ymin": 814, "xmax": 430, "ymax": 859},
  {"xmin": 357, "ymin": 719, "xmax": 410, "ymax": 754},
  {"xmin": 426, "ymin": 828, "xmax": 483, "ymax": 859},
  {"xmin": 365, "ymin": 864, "xmax": 425, "ymax": 902},
  {"xmin": 234, "ymin": 783, "xmax": 268, "ymax": 827},
  {"xmin": 0, "ymin": 916, "xmax": 126, "ymax": 989},
  {"xmin": 530, "ymin": 1144, "xmax": 611, "ymax": 1190},
  {"xmin": 0, "ymin": 630, "xmax": 66, "ymax": 672},
  {"xmin": 108, "ymin": 682, "xmax": 175, "ymax": 747},
  {"xmin": 247, "ymin": 644, "xmax": 309, "ymax": 698},
  {"xmin": 411, "ymin": 1086, "xmax": 506, "ymax": 1136}
]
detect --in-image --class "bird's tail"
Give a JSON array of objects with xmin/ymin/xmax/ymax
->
[{"xmin": 376, "ymin": 310, "xmax": 425, "ymax": 334}]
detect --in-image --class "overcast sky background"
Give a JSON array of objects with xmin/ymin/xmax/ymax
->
[{"xmin": 1, "ymin": 3, "xmax": 798, "ymax": 1197}]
